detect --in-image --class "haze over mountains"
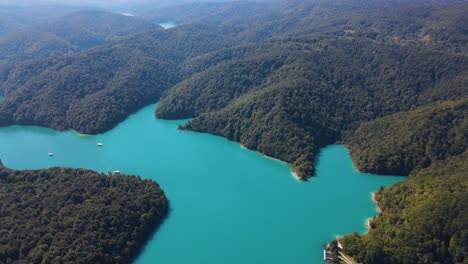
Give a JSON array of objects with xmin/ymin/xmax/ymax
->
[
  {"xmin": 0, "ymin": 0, "xmax": 466, "ymax": 263},
  {"xmin": 0, "ymin": 5, "xmax": 87, "ymax": 35},
  {"xmin": 0, "ymin": 10, "xmax": 158, "ymax": 63}
]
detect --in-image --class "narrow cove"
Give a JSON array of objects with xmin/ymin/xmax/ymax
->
[{"xmin": 0, "ymin": 102, "xmax": 406, "ymax": 263}]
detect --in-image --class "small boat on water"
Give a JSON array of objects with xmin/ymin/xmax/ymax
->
[
  {"xmin": 97, "ymin": 143, "xmax": 103, "ymax": 147},
  {"xmin": 114, "ymin": 170, "xmax": 120, "ymax": 174},
  {"xmin": 48, "ymin": 153, "xmax": 54, "ymax": 157}
]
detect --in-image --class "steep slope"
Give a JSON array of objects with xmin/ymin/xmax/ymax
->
[
  {"xmin": 0, "ymin": 164, "xmax": 168, "ymax": 264},
  {"xmin": 0, "ymin": 10, "xmax": 158, "ymax": 62},
  {"xmin": 156, "ymin": 37, "xmax": 468, "ymax": 179},
  {"xmin": 0, "ymin": 24, "xmax": 236, "ymax": 134}
]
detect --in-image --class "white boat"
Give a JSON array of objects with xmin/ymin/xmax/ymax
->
[
  {"xmin": 97, "ymin": 143, "xmax": 103, "ymax": 147},
  {"xmin": 114, "ymin": 170, "xmax": 120, "ymax": 174},
  {"xmin": 48, "ymin": 153, "xmax": 54, "ymax": 157}
]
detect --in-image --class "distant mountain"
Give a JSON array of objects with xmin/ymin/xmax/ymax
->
[
  {"xmin": 0, "ymin": 10, "xmax": 158, "ymax": 62},
  {"xmin": 0, "ymin": 5, "xmax": 88, "ymax": 35},
  {"xmin": 36, "ymin": 10, "xmax": 158, "ymax": 49},
  {"xmin": 139, "ymin": 1, "xmax": 270, "ymax": 25},
  {"xmin": 139, "ymin": 0, "xmax": 468, "ymax": 53}
]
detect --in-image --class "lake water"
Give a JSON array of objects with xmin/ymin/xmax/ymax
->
[
  {"xmin": 0, "ymin": 101, "xmax": 406, "ymax": 264},
  {"xmin": 158, "ymin": 21, "xmax": 178, "ymax": 29}
]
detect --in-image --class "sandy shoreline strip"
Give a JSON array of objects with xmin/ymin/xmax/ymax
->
[
  {"xmin": 291, "ymin": 171, "xmax": 301, "ymax": 181},
  {"xmin": 366, "ymin": 218, "xmax": 372, "ymax": 231}
]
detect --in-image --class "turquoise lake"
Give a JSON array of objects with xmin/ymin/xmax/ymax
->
[{"xmin": 0, "ymin": 102, "xmax": 406, "ymax": 263}]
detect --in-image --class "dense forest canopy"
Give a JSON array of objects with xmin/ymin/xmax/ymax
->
[
  {"xmin": 140, "ymin": 0, "xmax": 468, "ymax": 53},
  {"xmin": 0, "ymin": 163, "xmax": 168, "ymax": 264},
  {"xmin": 345, "ymin": 99, "xmax": 468, "ymax": 176}
]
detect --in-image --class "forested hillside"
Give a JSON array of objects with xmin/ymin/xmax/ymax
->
[
  {"xmin": 150, "ymin": 0, "xmax": 468, "ymax": 53},
  {"xmin": 346, "ymin": 99, "xmax": 468, "ymax": 176},
  {"xmin": 0, "ymin": 24, "xmax": 236, "ymax": 134},
  {"xmin": 340, "ymin": 152, "xmax": 467, "ymax": 264},
  {"xmin": 0, "ymin": 163, "xmax": 168, "ymax": 264},
  {"xmin": 158, "ymin": 37, "xmax": 467, "ymax": 179},
  {"xmin": 0, "ymin": 10, "xmax": 158, "ymax": 63}
]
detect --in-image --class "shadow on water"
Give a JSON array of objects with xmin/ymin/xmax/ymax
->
[{"xmin": 128, "ymin": 201, "xmax": 173, "ymax": 264}]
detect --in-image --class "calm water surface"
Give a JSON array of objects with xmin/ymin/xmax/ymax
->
[{"xmin": 0, "ymin": 102, "xmax": 406, "ymax": 263}]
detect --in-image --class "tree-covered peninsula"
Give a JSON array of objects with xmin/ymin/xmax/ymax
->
[{"xmin": 0, "ymin": 164, "xmax": 168, "ymax": 264}]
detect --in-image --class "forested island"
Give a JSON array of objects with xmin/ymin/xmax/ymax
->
[
  {"xmin": 0, "ymin": 163, "xmax": 168, "ymax": 264},
  {"xmin": 0, "ymin": 0, "xmax": 466, "ymax": 263}
]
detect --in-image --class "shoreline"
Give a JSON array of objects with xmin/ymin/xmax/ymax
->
[
  {"xmin": 291, "ymin": 171, "xmax": 301, "ymax": 181},
  {"xmin": 372, "ymin": 192, "xmax": 382, "ymax": 214},
  {"xmin": 342, "ymin": 144, "xmax": 363, "ymax": 173},
  {"xmin": 366, "ymin": 218, "xmax": 372, "ymax": 231},
  {"xmin": 367, "ymin": 192, "xmax": 382, "ymax": 231},
  {"xmin": 240, "ymin": 144, "xmax": 302, "ymax": 181}
]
